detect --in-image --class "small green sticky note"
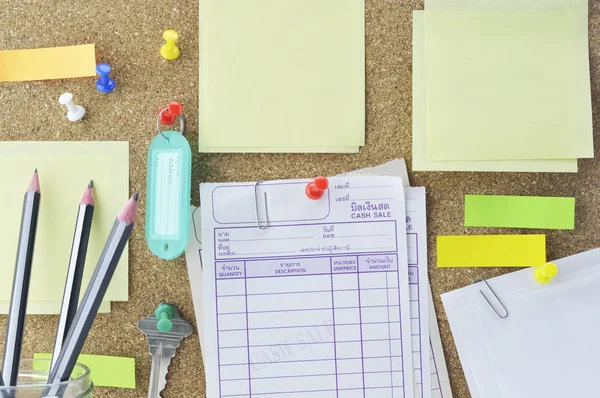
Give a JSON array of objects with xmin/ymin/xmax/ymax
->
[
  {"xmin": 34, "ymin": 353, "xmax": 136, "ymax": 389},
  {"xmin": 465, "ymin": 195, "xmax": 575, "ymax": 230}
]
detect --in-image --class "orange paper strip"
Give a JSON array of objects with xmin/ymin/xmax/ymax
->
[{"xmin": 0, "ymin": 44, "xmax": 96, "ymax": 82}]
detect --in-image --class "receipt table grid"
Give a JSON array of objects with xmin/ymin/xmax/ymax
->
[{"xmin": 215, "ymin": 253, "xmax": 407, "ymax": 398}]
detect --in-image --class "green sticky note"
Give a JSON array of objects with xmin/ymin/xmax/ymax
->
[
  {"xmin": 465, "ymin": 195, "xmax": 575, "ymax": 230},
  {"xmin": 34, "ymin": 353, "xmax": 136, "ymax": 389}
]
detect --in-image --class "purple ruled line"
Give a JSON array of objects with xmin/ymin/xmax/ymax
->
[
  {"xmin": 385, "ymin": 272, "xmax": 395, "ymax": 398},
  {"xmin": 216, "ymin": 250, "xmax": 398, "ymax": 264},
  {"xmin": 221, "ymin": 370, "xmax": 405, "ymax": 382},
  {"xmin": 219, "ymin": 337, "xmax": 399, "ymax": 349},
  {"xmin": 329, "ymin": 257, "xmax": 339, "ymax": 398},
  {"xmin": 217, "ymin": 303, "xmax": 401, "ymax": 315},
  {"xmin": 219, "ymin": 321, "xmax": 402, "ymax": 332},
  {"xmin": 357, "ymin": 268, "xmax": 367, "ymax": 395},
  {"xmin": 221, "ymin": 385, "xmax": 406, "ymax": 397},
  {"xmin": 218, "ymin": 354, "xmax": 405, "ymax": 367},
  {"xmin": 244, "ymin": 264, "xmax": 252, "ymax": 397},
  {"xmin": 217, "ymin": 287, "xmax": 401, "ymax": 298},
  {"xmin": 230, "ymin": 236, "xmax": 313, "ymax": 242}
]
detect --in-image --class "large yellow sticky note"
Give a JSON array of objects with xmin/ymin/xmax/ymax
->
[
  {"xmin": 437, "ymin": 235, "xmax": 546, "ymax": 267},
  {"xmin": 424, "ymin": 11, "xmax": 593, "ymax": 161},
  {"xmin": 0, "ymin": 142, "xmax": 129, "ymax": 302},
  {"xmin": 199, "ymin": 0, "xmax": 364, "ymax": 151},
  {"xmin": 0, "ymin": 301, "xmax": 111, "ymax": 314},
  {"xmin": 411, "ymin": 11, "xmax": 577, "ymax": 172},
  {"xmin": 426, "ymin": 0, "xmax": 588, "ymax": 13},
  {"xmin": 0, "ymin": 44, "xmax": 96, "ymax": 82}
]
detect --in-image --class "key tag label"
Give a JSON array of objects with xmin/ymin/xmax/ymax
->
[{"xmin": 145, "ymin": 110, "xmax": 192, "ymax": 260}]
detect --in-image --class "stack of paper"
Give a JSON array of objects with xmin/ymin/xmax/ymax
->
[
  {"xmin": 199, "ymin": 0, "xmax": 365, "ymax": 153},
  {"xmin": 412, "ymin": 0, "xmax": 592, "ymax": 172},
  {"xmin": 442, "ymin": 248, "xmax": 600, "ymax": 397},
  {"xmin": 0, "ymin": 142, "xmax": 130, "ymax": 314},
  {"xmin": 187, "ymin": 160, "xmax": 453, "ymax": 398}
]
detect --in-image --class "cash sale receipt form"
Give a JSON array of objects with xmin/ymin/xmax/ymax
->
[{"xmin": 201, "ymin": 177, "xmax": 415, "ymax": 398}]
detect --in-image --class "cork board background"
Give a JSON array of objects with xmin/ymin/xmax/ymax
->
[{"xmin": 0, "ymin": 0, "xmax": 599, "ymax": 397}]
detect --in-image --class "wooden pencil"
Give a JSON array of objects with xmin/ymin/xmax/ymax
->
[
  {"xmin": 1, "ymin": 170, "xmax": 41, "ymax": 386},
  {"xmin": 51, "ymin": 181, "xmax": 95, "ymax": 372},
  {"xmin": 44, "ymin": 193, "xmax": 138, "ymax": 396}
]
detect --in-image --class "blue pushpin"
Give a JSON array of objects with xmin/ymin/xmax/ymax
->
[{"xmin": 95, "ymin": 63, "xmax": 115, "ymax": 94}]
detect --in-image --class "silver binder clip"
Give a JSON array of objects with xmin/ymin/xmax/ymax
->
[
  {"xmin": 472, "ymin": 278, "xmax": 508, "ymax": 319},
  {"xmin": 254, "ymin": 181, "xmax": 269, "ymax": 230}
]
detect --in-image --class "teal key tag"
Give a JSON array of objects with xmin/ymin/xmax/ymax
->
[{"xmin": 145, "ymin": 110, "xmax": 192, "ymax": 260}]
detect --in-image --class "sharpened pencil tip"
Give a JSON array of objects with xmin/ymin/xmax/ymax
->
[
  {"xmin": 118, "ymin": 194, "xmax": 139, "ymax": 224},
  {"xmin": 34, "ymin": 168, "xmax": 38, "ymax": 173},
  {"xmin": 28, "ymin": 170, "xmax": 40, "ymax": 193},
  {"xmin": 88, "ymin": 180, "xmax": 93, "ymax": 189},
  {"xmin": 81, "ymin": 181, "xmax": 95, "ymax": 205}
]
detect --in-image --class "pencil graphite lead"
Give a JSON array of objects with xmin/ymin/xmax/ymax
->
[
  {"xmin": 80, "ymin": 182, "xmax": 95, "ymax": 206},
  {"xmin": 118, "ymin": 193, "xmax": 139, "ymax": 224},
  {"xmin": 28, "ymin": 169, "xmax": 40, "ymax": 193}
]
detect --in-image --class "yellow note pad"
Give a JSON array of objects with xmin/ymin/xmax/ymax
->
[
  {"xmin": 424, "ymin": 10, "xmax": 593, "ymax": 161},
  {"xmin": 411, "ymin": 11, "xmax": 577, "ymax": 172},
  {"xmin": 426, "ymin": 0, "xmax": 588, "ymax": 13},
  {"xmin": 0, "ymin": 44, "xmax": 96, "ymax": 82},
  {"xmin": 0, "ymin": 142, "xmax": 129, "ymax": 302},
  {"xmin": 34, "ymin": 354, "xmax": 135, "ymax": 388},
  {"xmin": 199, "ymin": 0, "xmax": 365, "ymax": 151},
  {"xmin": 0, "ymin": 301, "xmax": 110, "ymax": 314},
  {"xmin": 437, "ymin": 235, "xmax": 546, "ymax": 267}
]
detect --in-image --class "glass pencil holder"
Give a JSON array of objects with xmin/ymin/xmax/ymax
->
[{"xmin": 0, "ymin": 359, "xmax": 93, "ymax": 397}]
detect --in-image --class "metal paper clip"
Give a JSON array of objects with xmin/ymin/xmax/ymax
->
[
  {"xmin": 254, "ymin": 181, "xmax": 269, "ymax": 230},
  {"xmin": 156, "ymin": 107, "xmax": 184, "ymax": 141},
  {"xmin": 472, "ymin": 278, "xmax": 508, "ymax": 319}
]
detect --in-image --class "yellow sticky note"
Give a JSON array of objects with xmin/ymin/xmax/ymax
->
[
  {"xmin": 437, "ymin": 235, "xmax": 546, "ymax": 267},
  {"xmin": 0, "ymin": 142, "xmax": 129, "ymax": 302},
  {"xmin": 426, "ymin": 0, "xmax": 588, "ymax": 13},
  {"xmin": 424, "ymin": 10, "xmax": 593, "ymax": 161},
  {"xmin": 411, "ymin": 11, "xmax": 577, "ymax": 172},
  {"xmin": 199, "ymin": 0, "xmax": 364, "ymax": 151},
  {"xmin": 34, "ymin": 354, "xmax": 135, "ymax": 389},
  {"xmin": 0, "ymin": 44, "xmax": 96, "ymax": 82},
  {"xmin": 0, "ymin": 301, "xmax": 110, "ymax": 314}
]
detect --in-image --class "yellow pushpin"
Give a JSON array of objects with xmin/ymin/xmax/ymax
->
[
  {"xmin": 160, "ymin": 30, "xmax": 180, "ymax": 60},
  {"xmin": 534, "ymin": 262, "xmax": 559, "ymax": 284}
]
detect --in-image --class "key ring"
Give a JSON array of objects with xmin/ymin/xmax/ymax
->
[{"xmin": 156, "ymin": 107, "xmax": 185, "ymax": 142}]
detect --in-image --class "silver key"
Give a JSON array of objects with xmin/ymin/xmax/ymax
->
[{"xmin": 138, "ymin": 304, "xmax": 193, "ymax": 398}]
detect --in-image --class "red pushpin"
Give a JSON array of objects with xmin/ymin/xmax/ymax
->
[
  {"xmin": 306, "ymin": 176, "xmax": 329, "ymax": 200},
  {"xmin": 158, "ymin": 101, "xmax": 183, "ymax": 125}
]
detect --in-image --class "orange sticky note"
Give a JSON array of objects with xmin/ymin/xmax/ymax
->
[{"xmin": 0, "ymin": 44, "xmax": 96, "ymax": 82}]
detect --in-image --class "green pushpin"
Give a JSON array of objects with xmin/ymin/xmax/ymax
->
[
  {"xmin": 139, "ymin": 303, "xmax": 192, "ymax": 396},
  {"xmin": 154, "ymin": 303, "xmax": 176, "ymax": 333}
]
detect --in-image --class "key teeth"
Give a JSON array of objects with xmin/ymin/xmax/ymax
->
[
  {"xmin": 138, "ymin": 311, "xmax": 193, "ymax": 397},
  {"xmin": 158, "ymin": 369, "xmax": 168, "ymax": 397}
]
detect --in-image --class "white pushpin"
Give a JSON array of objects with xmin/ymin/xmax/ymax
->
[{"xmin": 58, "ymin": 92, "xmax": 85, "ymax": 122}]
